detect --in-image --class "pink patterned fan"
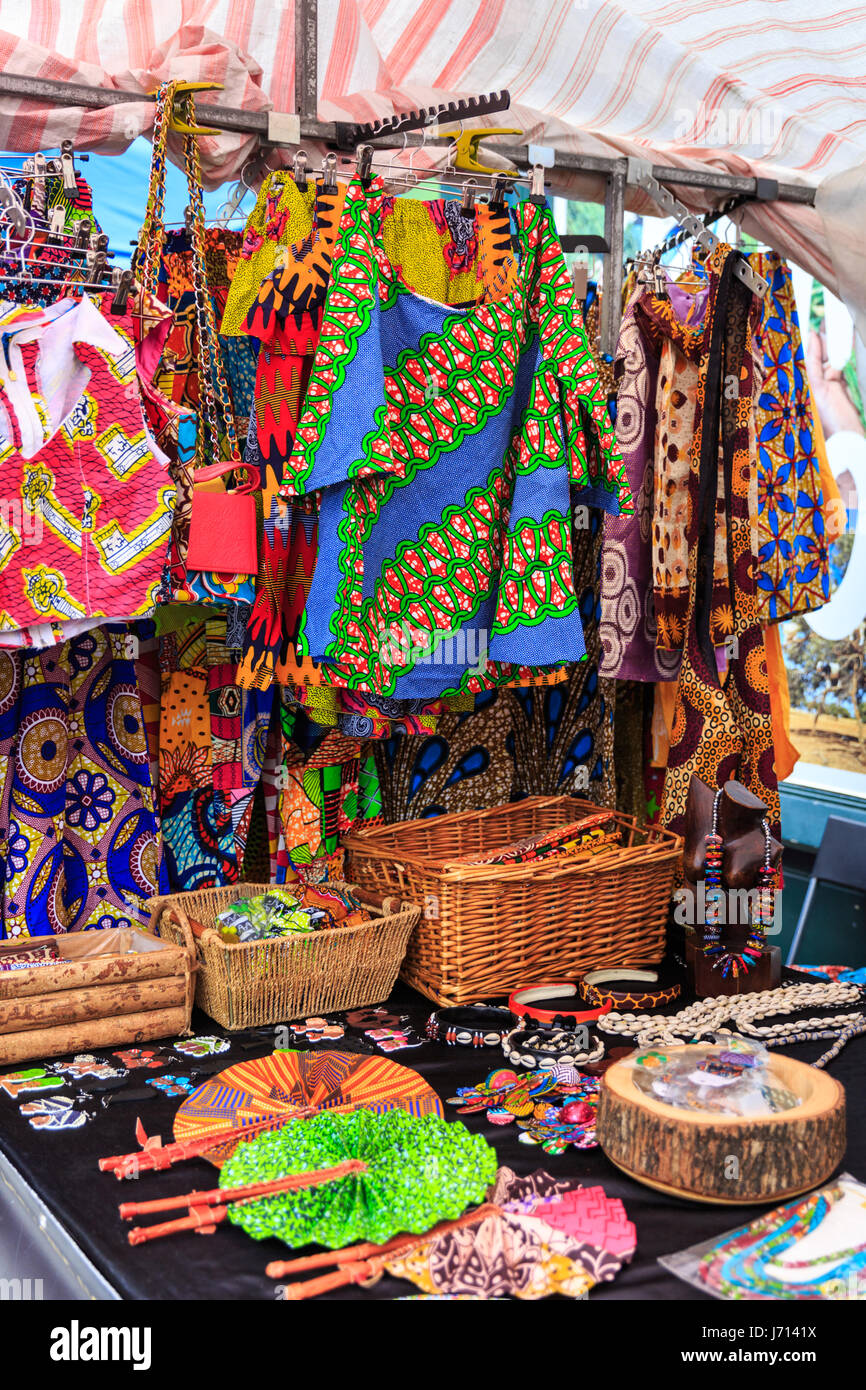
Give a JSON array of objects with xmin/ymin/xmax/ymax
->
[{"xmin": 267, "ymin": 1167, "xmax": 636, "ymax": 1301}]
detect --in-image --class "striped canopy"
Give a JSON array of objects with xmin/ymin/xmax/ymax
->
[{"xmin": 0, "ymin": 1, "xmax": 864, "ymax": 324}]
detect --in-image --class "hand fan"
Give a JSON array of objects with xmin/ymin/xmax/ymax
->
[
  {"xmin": 268, "ymin": 1167, "xmax": 636, "ymax": 1300},
  {"xmin": 122, "ymin": 1109, "xmax": 496, "ymax": 1249},
  {"xmin": 101, "ymin": 1049, "xmax": 442, "ymax": 1178}
]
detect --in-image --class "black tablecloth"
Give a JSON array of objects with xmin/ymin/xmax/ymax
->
[{"xmin": 1, "ymin": 980, "xmax": 863, "ymax": 1301}]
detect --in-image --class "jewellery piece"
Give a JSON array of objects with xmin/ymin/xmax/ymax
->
[
  {"xmin": 20, "ymin": 1096, "xmax": 89, "ymax": 1130},
  {"xmin": 173, "ymin": 1036, "xmax": 231, "ymax": 1057},
  {"xmin": 146, "ymin": 1074, "xmax": 198, "ymax": 1097},
  {"xmin": 508, "ymin": 982, "xmax": 612, "ymax": 1026},
  {"xmin": 598, "ymin": 980, "xmax": 865, "ymax": 1066},
  {"xmin": 345, "ymin": 1008, "xmax": 408, "ymax": 1030},
  {"xmin": 365, "ymin": 1027, "xmax": 421, "ymax": 1051},
  {"xmin": 578, "ymin": 966, "xmax": 681, "ymax": 1012},
  {"xmin": 54, "ymin": 1055, "xmax": 127, "ymax": 1082},
  {"xmin": 290, "ymin": 1019, "xmax": 346, "ymax": 1042},
  {"xmin": 113, "ymin": 1049, "xmax": 174, "ymax": 1070},
  {"xmin": 0, "ymin": 1068, "xmax": 65, "ymax": 1099},
  {"xmin": 445, "ymin": 1066, "xmax": 600, "ymax": 1150},
  {"xmin": 376, "ymin": 1033, "xmax": 423, "ymax": 1053},
  {"xmin": 502, "ymin": 1024, "xmax": 605, "ymax": 1070},
  {"xmin": 701, "ymin": 792, "xmax": 773, "ymax": 978},
  {"xmin": 426, "ymin": 1006, "xmax": 517, "ymax": 1048}
]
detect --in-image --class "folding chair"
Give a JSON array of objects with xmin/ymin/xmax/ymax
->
[{"xmin": 785, "ymin": 815, "xmax": 866, "ymax": 966}]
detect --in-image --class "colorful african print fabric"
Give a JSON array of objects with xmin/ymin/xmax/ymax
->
[
  {"xmin": 600, "ymin": 281, "xmax": 682, "ymax": 682},
  {"xmin": 281, "ymin": 180, "xmax": 623, "ymax": 698},
  {"xmin": 157, "ymin": 614, "xmax": 275, "ymax": 890},
  {"xmin": 747, "ymin": 251, "xmax": 831, "ymax": 622},
  {"xmin": 510, "ymin": 505, "xmax": 616, "ymax": 806},
  {"xmin": 0, "ymin": 295, "xmax": 174, "ymax": 639},
  {"xmin": 274, "ymin": 696, "xmax": 383, "ymax": 875},
  {"xmin": 659, "ymin": 248, "xmax": 780, "ymax": 840},
  {"xmin": 635, "ymin": 277, "xmax": 711, "ymax": 653},
  {"xmin": 375, "ymin": 505, "xmax": 616, "ymax": 819},
  {"xmin": 151, "ymin": 227, "xmax": 256, "ymax": 443},
  {"xmin": 221, "ymin": 175, "xmax": 321, "ymax": 337},
  {"xmin": 0, "ymin": 627, "xmax": 167, "ymax": 939},
  {"xmin": 236, "ymin": 186, "xmax": 346, "ymax": 691}
]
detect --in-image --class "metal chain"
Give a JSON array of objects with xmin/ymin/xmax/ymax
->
[
  {"xmin": 137, "ymin": 81, "xmax": 173, "ymax": 301},
  {"xmin": 182, "ymin": 91, "xmax": 242, "ymax": 469}
]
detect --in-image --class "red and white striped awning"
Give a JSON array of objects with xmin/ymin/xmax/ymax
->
[{"xmin": 0, "ymin": 1, "xmax": 864, "ymax": 324}]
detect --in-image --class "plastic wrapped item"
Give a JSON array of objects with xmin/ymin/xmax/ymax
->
[
  {"xmin": 628, "ymin": 1036, "xmax": 802, "ymax": 1117},
  {"xmin": 216, "ymin": 887, "xmax": 319, "ymax": 943},
  {"xmin": 660, "ymin": 1174, "xmax": 866, "ymax": 1299}
]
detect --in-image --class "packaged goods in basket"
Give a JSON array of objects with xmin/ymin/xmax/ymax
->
[
  {"xmin": 149, "ymin": 883, "xmax": 419, "ymax": 1030},
  {"xmin": 213, "ymin": 884, "xmax": 372, "ymax": 943}
]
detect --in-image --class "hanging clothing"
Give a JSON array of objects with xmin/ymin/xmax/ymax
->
[
  {"xmin": 374, "ymin": 689, "xmax": 517, "ymax": 820},
  {"xmin": 273, "ymin": 698, "xmax": 383, "ymax": 874},
  {"xmin": 235, "ymin": 185, "xmax": 346, "ymax": 691},
  {"xmin": 509, "ymin": 504, "xmax": 616, "ymax": 805},
  {"xmin": 635, "ymin": 277, "xmax": 713, "ymax": 654},
  {"xmin": 0, "ymin": 627, "xmax": 167, "ymax": 939},
  {"xmin": 280, "ymin": 180, "xmax": 623, "ymax": 698},
  {"xmin": 151, "ymin": 227, "xmax": 256, "ymax": 443},
  {"xmin": 157, "ymin": 613, "xmax": 274, "ymax": 889},
  {"xmin": 0, "ymin": 295, "xmax": 174, "ymax": 640},
  {"xmin": 658, "ymin": 247, "xmax": 780, "ymax": 839},
  {"xmin": 600, "ymin": 282, "xmax": 682, "ymax": 681},
  {"xmin": 374, "ymin": 504, "xmax": 617, "ymax": 819},
  {"xmin": 748, "ymin": 251, "xmax": 833, "ymax": 622}
]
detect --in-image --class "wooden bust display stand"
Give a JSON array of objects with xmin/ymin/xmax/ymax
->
[{"xmin": 682, "ymin": 777, "xmax": 783, "ymax": 997}]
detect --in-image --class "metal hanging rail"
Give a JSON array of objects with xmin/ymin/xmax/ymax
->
[{"xmin": 0, "ymin": 0, "xmax": 819, "ymax": 360}]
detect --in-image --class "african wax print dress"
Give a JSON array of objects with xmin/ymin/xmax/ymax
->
[
  {"xmin": 657, "ymin": 247, "xmax": 780, "ymax": 840},
  {"xmin": 747, "ymin": 251, "xmax": 831, "ymax": 621},
  {"xmin": 280, "ymin": 181, "xmax": 624, "ymax": 698}
]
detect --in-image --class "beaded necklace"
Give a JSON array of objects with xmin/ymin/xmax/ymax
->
[
  {"xmin": 702, "ymin": 789, "xmax": 774, "ymax": 977},
  {"xmin": 707, "ymin": 1185, "xmax": 866, "ymax": 1297}
]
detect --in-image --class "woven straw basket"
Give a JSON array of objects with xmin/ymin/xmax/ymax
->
[
  {"xmin": 344, "ymin": 796, "xmax": 682, "ymax": 1005},
  {"xmin": 148, "ymin": 882, "xmax": 420, "ymax": 1030}
]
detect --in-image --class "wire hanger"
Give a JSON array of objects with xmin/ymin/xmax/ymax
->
[{"xmin": 626, "ymin": 158, "xmax": 767, "ymax": 298}]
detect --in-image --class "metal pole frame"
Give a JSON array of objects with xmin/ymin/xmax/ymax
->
[
  {"xmin": 600, "ymin": 167, "xmax": 626, "ymax": 358},
  {"xmin": 0, "ymin": 65, "xmax": 818, "ymax": 359},
  {"xmin": 295, "ymin": 0, "xmax": 319, "ymax": 124}
]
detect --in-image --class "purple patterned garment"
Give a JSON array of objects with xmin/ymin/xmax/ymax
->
[{"xmin": 599, "ymin": 283, "xmax": 681, "ymax": 682}]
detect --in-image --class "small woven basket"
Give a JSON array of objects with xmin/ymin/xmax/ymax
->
[
  {"xmin": 344, "ymin": 796, "xmax": 682, "ymax": 1005},
  {"xmin": 148, "ymin": 882, "xmax": 419, "ymax": 1030}
]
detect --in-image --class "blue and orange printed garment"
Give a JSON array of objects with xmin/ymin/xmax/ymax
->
[
  {"xmin": 748, "ymin": 250, "xmax": 832, "ymax": 623},
  {"xmin": 281, "ymin": 180, "xmax": 624, "ymax": 699}
]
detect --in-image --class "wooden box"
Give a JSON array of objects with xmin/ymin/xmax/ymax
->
[{"xmin": 0, "ymin": 925, "xmax": 196, "ymax": 1066}]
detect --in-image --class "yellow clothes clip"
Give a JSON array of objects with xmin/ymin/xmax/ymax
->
[
  {"xmin": 148, "ymin": 81, "xmax": 225, "ymax": 137},
  {"xmin": 441, "ymin": 126, "xmax": 522, "ymax": 173}
]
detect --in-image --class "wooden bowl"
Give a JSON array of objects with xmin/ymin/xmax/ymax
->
[{"xmin": 596, "ymin": 1048, "xmax": 846, "ymax": 1204}]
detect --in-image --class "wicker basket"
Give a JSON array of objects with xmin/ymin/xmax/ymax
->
[
  {"xmin": 148, "ymin": 882, "xmax": 420, "ymax": 1030},
  {"xmin": 343, "ymin": 797, "xmax": 682, "ymax": 1005}
]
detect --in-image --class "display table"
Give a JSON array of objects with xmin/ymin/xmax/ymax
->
[{"xmin": 0, "ymin": 981, "xmax": 863, "ymax": 1301}]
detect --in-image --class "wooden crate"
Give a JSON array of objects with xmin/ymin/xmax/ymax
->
[{"xmin": 0, "ymin": 925, "xmax": 196, "ymax": 1065}]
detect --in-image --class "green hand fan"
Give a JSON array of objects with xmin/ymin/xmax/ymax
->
[{"xmin": 219, "ymin": 1108, "xmax": 496, "ymax": 1248}]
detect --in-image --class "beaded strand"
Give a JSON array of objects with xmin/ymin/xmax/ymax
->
[{"xmin": 701, "ymin": 793, "xmax": 774, "ymax": 979}]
